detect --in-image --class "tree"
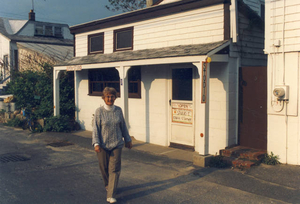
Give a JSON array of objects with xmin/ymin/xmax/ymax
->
[{"xmin": 106, "ymin": 0, "xmax": 146, "ymax": 12}]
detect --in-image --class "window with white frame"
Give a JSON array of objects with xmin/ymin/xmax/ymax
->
[{"xmin": 35, "ymin": 24, "xmax": 63, "ymax": 38}]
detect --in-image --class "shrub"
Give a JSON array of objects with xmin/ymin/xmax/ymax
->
[
  {"xmin": 262, "ymin": 152, "xmax": 280, "ymax": 165},
  {"xmin": 5, "ymin": 117, "xmax": 25, "ymax": 128},
  {"xmin": 43, "ymin": 115, "xmax": 72, "ymax": 132},
  {"xmin": 6, "ymin": 63, "xmax": 75, "ymax": 133}
]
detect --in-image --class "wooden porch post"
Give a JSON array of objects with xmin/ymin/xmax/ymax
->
[
  {"xmin": 116, "ymin": 66, "xmax": 130, "ymax": 124},
  {"xmin": 53, "ymin": 69, "xmax": 62, "ymax": 116},
  {"xmin": 193, "ymin": 61, "xmax": 210, "ymax": 155}
]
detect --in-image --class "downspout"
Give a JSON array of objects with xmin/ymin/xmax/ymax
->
[{"xmin": 282, "ymin": 0, "xmax": 289, "ymax": 163}]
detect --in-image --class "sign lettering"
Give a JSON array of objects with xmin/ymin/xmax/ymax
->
[
  {"xmin": 67, "ymin": 65, "xmax": 82, "ymax": 71},
  {"xmin": 201, "ymin": 62, "xmax": 207, "ymax": 103},
  {"xmin": 172, "ymin": 102, "xmax": 193, "ymax": 124}
]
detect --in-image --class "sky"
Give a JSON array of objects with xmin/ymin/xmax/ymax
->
[{"xmin": 0, "ymin": 0, "xmax": 123, "ymax": 26}]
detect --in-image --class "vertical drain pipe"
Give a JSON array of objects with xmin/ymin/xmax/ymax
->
[{"xmin": 281, "ymin": 0, "xmax": 288, "ymax": 163}]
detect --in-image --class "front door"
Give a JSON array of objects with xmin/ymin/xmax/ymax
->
[
  {"xmin": 239, "ymin": 66, "xmax": 267, "ymax": 150},
  {"xmin": 169, "ymin": 68, "xmax": 194, "ymax": 150}
]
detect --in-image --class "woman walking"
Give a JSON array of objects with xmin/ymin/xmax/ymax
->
[{"xmin": 92, "ymin": 87, "xmax": 132, "ymax": 203}]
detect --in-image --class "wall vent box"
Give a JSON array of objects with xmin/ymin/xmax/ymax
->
[{"xmin": 273, "ymin": 85, "xmax": 289, "ymax": 100}]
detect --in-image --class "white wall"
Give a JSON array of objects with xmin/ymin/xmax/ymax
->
[
  {"xmin": 265, "ymin": 0, "xmax": 300, "ymax": 165},
  {"xmin": 0, "ymin": 34, "xmax": 11, "ymax": 78},
  {"xmin": 76, "ymin": 65, "xmax": 169, "ymax": 147},
  {"xmin": 75, "ymin": 4, "xmax": 224, "ymax": 57},
  {"xmin": 267, "ymin": 52, "xmax": 300, "ymax": 165},
  {"xmin": 265, "ymin": 0, "xmax": 300, "ymax": 53},
  {"xmin": 0, "ymin": 34, "xmax": 10, "ymax": 59},
  {"xmin": 208, "ymin": 60, "xmax": 238, "ymax": 155}
]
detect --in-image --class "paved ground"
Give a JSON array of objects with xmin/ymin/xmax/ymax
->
[{"xmin": 0, "ymin": 124, "xmax": 300, "ymax": 204}]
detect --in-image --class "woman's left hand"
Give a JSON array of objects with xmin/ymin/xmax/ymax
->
[{"xmin": 125, "ymin": 141, "xmax": 132, "ymax": 149}]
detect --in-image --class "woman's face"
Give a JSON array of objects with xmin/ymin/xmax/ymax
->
[{"xmin": 104, "ymin": 93, "xmax": 116, "ymax": 106}]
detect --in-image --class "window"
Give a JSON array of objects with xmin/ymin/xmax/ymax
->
[
  {"xmin": 128, "ymin": 67, "xmax": 141, "ymax": 98},
  {"xmin": 88, "ymin": 33, "xmax": 104, "ymax": 54},
  {"xmin": 55, "ymin": 27, "xmax": 63, "ymax": 38},
  {"xmin": 35, "ymin": 25, "xmax": 44, "ymax": 35},
  {"xmin": 172, "ymin": 68, "xmax": 193, "ymax": 101},
  {"xmin": 3, "ymin": 55, "xmax": 8, "ymax": 70},
  {"xmin": 89, "ymin": 68, "xmax": 120, "ymax": 96},
  {"xmin": 35, "ymin": 24, "xmax": 63, "ymax": 38},
  {"xmin": 88, "ymin": 67, "xmax": 141, "ymax": 98},
  {"xmin": 114, "ymin": 27, "xmax": 133, "ymax": 52},
  {"xmin": 45, "ymin": 26, "xmax": 53, "ymax": 36}
]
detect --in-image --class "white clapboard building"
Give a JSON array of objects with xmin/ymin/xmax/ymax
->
[
  {"xmin": 265, "ymin": 0, "xmax": 300, "ymax": 165},
  {"xmin": 54, "ymin": 0, "xmax": 267, "ymax": 164}
]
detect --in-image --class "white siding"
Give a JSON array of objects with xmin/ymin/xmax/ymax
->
[
  {"xmin": 208, "ymin": 60, "xmax": 238, "ymax": 155},
  {"xmin": 265, "ymin": 0, "xmax": 300, "ymax": 165},
  {"xmin": 75, "ymin": 35, "xmax": 87, "ymax": 57},
  {"xmin": 265, "ymin": 0, "xmax": 300, "ymax": 53},
  {"xmin": 128, "ymin": 65, "xmax": 169, "ymax": 146},
  {"xmin": 75, "ymin": 4, "xmax": 224, "ymax": 57},
  {"xmin": 0, "ymin": 34, "xmax": 10, "ymax": 58},
  {"xmin": 76, "ymin": 66, "xmax": 169, "ymax": 147}
]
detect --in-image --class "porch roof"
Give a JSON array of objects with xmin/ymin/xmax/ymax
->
[{"xmin": 56, "ymin": 40, "xmax": 229, "ymax": 67}]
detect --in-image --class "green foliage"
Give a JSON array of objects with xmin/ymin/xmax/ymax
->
[
  {"xmin": 59, "ymin": 71, "xmax": 75, "ymax": 118},
  {"xmin": 5, "ymin": 117, "xmax": 25, "ymax": 128},
  {"xmin": 32, "ymin": 123, "xmax": 43, "ymax": 133},
  {"xmin": 106, "ymin": 0, "xmax": 146, "ymax": 12},
  {"xmin": 208, "ymin": 155, "xmax": 229, "ymax": 168},
  {"xmin": 43, "ymin": 115, "xmax": 72, "ymax": 132},
  {"xmin": 6, "ymin": 63, "xmax": 53, "ymax": 118},
  {"xmin": 6, "ymin": 63, "xmax": 75, "ymax": 119},
  {"xmin": 262, "ymin": 152, "xmax": 280, "ymax": 165},
  {"xmin": 6, "ymin": 63, "xmax": 75, "ymax": 133}
]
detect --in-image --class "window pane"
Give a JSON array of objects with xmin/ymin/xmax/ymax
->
[
  {"xmin": 128, "ymin": 67, "xmax": 141, "ymax": 93},
  {"xmin": 45, "ymin": 26, "xmax": 53, "ymax": 36},
  {"xmin": 90, "ymin": 34, "xmax": 104, "ymax": 53},
  {"xmin": 89, "ymin": 68, "xmax": 120, "ymax": 95},
  {"xmin": 92, "ymin": 82, "xmax": 103, "ymax": 92},
  {"xmin": 116, "ymin": 29, "xmax": 132, "ymax": 50},
  {"xmin": 35, "ymin": 25, "xmax": 43, "ymax": 35},
  {"xmin": 55, "ymin": 27, "xmax": 62, "ymax": 37},
  {"xmin": 172, "ymin": 68, "xmax": 192, "ymax": 101}
]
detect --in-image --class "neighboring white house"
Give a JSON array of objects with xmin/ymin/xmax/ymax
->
[
  {"xmin": 0, "ymin": 10, "xmax": 73, "ymax": 92},
  {"xmin": 265, "ymin": 0, "xmax": 300, "ymax": 165},
  {"xmin": 54, "ymin": 0, "xmax": 266, "ymax": 162}
]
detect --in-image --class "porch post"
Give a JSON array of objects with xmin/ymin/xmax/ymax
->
[
  {"xmin": 193, "ymin": 61, "xmax": 210, "ymax": 155},
  {"xmin": 74, "ymin": 70, "xmax": 79, "ymax": 121},
  {"xmin": 53, "ymin": 69, "xmax": 62, "ymax": 116},
  {"xmin": 116, "ymin": 66, "xmax": 130, "ymax": 124}
]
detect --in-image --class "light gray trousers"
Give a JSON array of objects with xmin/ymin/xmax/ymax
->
[{"xmin": 96, "ymin": 147, "xmax": 122, "ymax": 198}]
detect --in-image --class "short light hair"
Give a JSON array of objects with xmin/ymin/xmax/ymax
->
[{"xmin": 102, "ymin": 87, "xmax": 117, "ymax": 99}]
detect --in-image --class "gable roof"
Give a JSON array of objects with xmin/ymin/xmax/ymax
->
[
  {"xmin": 57, "ymin": 40, "xmax": 229, "ymax": 67},
  {"xmin": 2, "ymin": 18, "xmax": 28, "ymax": 35},
  {"xmin": 0, "ymin": 17, "xmax": 73, "ymax": 46}
]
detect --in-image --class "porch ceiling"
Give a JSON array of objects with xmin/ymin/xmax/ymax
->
[{"xmin": 56, "ymin": 40, "xmax": 229, "ymax": 67}]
